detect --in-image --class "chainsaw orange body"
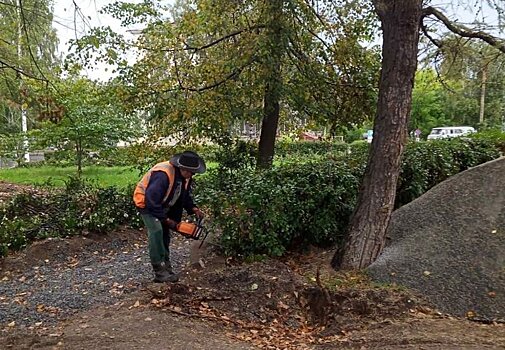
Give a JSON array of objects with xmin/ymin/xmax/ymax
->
[{"xmin": 175, "ymin": 218, "xmax": 207, "ymax": 244}]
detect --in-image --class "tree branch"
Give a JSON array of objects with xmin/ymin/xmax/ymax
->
[
  {"xmin": 171, "ymin": 56, "xmax": 257, "ymax": 93},
  {"xmin": 422, "ymin": 6, "xmax": 505, "ymax": 53},
  {"xmin": 180, "ymin": 25, "xmax": 265, "ymax": 52},
  {"xmin": 420, "ymin": 23, "xmax": 442, "ymax": 48},
  {"xmin": 0, "ymin": 59, "xmax": 47, "ymax": 81},
  {"xmin": 19, "ymin": 0, "xmax": 50, "ymax": 82}
]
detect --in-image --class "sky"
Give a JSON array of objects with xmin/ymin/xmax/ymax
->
[
  {"xmin": 52, "ymin": 0, "xmax": 144, "ymax": 79},
  {"xmin": 53, "ymin": 0, "xmax": 129, "ymax": 54},
  {"xmin": 50, "ymin": 0, "xmax": 503, "ymax": 81}
]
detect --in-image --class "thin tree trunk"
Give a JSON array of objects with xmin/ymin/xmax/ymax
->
[
  {"xmin": 257, "ymin": 0, "xmax": 283, "ymax": 169},
  {"xmin": 479, "ymin": 64, "xmax": 487, "ymax": 125},
  {"xmin": 332, "ymin": 0, "xmax": 422, "ymax": 270},
  {"xmin": 17, "ymin": 0, "xmax": 29, "ymax": 163},
  {"xmin": 76, "ymin": 140, "xmax": 82, "ymax": 178}
]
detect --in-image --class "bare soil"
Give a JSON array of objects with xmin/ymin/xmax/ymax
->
[
  {"xmin": 1, "ymin": 230, "xmax": 504, "ymax": 350},
  {"xmin": 0, "ymin": 181, "xmax": 504, "ymax": 349}
]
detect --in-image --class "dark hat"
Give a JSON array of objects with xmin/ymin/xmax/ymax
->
[{"xmin": 170, "ymin": 151, "xmax": 206, "ymax": 174}]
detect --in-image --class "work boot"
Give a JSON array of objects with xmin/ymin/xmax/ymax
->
[
  {"xmin": 164, "ymin": 259, "xmax": 174, "ymax": 274},
  {"xmin": 152, "ymin": 264, "xmax": 178, "ymax": 283},
  {"xmin": 163, "ymin": 260, "xmax": 180, "ymax": 282}
]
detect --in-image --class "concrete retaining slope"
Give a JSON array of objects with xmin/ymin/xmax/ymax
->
[{"xmin": 368, "ymin": 157, "xmax": 505, "ymax": 321}]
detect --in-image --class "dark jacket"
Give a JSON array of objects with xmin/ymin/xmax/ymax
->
[{"xmin": 137, "ymin": 167, "xmax": 196, "ymax": 222}]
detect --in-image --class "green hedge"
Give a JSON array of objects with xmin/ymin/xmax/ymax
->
[
  {"xmin": 1, "ymin": 133, "xmax": 503, "ymax": 259},
  {"xmin": 40, "ymin": 143, "xmax": 221, "ymax": 170},
  {"xmin": 396, "ymin": 137, "xmax": 501, "ymax": 207},
  {"xmin": 197, "ymin": 136, "xmax": 501, "ymax": 258},
  {"xmin": 274, "ymin": 139, "xmax": 349, "ymax": 159},
  {"xmin": 0, "ymin": 178, "xmax": 142, "ymax": 257},
  {"xmin": 197, "ymin": 159, "xmax": 359, "ymax": 257}
]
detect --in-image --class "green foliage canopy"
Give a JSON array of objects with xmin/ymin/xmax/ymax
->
[
  {"xmin": 31, "ymin": 76, "xmax": 141, "ymax": 174},
  {"xmin": 67, "ymin": 0, "xmax": 381, "ymax": 145}
]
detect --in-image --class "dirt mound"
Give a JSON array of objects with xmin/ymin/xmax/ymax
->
[
  {"xmin": 133, "ymin": 246, "xmax": 446, "ymax": 350},
  {"xmin": 0, "ymin": 181, "xmax": 42, "ymax": 205},
  {"xmin": 368, "ymin": 157, "xmax": 505, "ymax": 321}
]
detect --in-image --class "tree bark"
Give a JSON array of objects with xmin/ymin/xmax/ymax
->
[
  {"xmin": 257, "ymin": 0, "xmax": 283, "ymax": 169},
  {"xmin": 332, "ymin": 0, "xmax": 422, "ymax": 270},
  {"xmin": 479, "ymin": 64, "xmax": 487, "ymax": 125},
  {"xmin": 76, "ymin": 140, "xmax": 83, "ymax": 178}
]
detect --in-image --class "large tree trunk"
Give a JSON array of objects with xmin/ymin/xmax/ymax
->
[
  {"xmin": 332, "ymin": 0, "xmax": 422, "ymax": 270},
  {"xmin": 257, "ymin": 0, "xmax": 283, "ymax": 169},
  {"xmin": 258, "ymin": 80, "xmax": 281, "ymax": 168}
]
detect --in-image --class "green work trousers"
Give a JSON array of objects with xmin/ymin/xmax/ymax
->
[{"xmin": 141, "ymin": 214, "xmax": 171, "ymax": 265}]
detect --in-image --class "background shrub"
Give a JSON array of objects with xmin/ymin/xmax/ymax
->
[
  {"xmin": 198, "ymin": 136, "xmax": 502, "ymax": 258},
  {"xmin": 0, "ymin": 177, "xmax": 141, "ymax": 257},
  {"xmin": 396, "ymin": 137, "xmax": 501, "ymax": 207},
  {"xmin": 1, "ymin": 132, "xmax": 503, "ymax": 259},
  {"xmin": 197, "ymin": 158, "xmax": 359, "ymax": 257}
]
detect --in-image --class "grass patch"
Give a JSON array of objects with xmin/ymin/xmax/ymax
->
[{"xmin": 0, "ymin": 166, "xmax": 140, "ymax": 187}]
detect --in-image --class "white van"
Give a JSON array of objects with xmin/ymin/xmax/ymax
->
[{"xmin": 427, "ymin": 126, "xmax": 476, "ymax": 140}]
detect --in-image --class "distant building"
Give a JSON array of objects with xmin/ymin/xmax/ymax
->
[{"xmin": 299, "ymin": 131, "xmax": 320, "ymax": 141}]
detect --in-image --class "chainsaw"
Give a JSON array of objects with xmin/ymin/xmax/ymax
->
[{"xmin": 175, "ymin": 218, "xmax": 209, "ymax": 248}]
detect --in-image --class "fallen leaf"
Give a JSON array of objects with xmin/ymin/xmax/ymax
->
[
  {"xmin": 172, "ymin": 306, "xmax": 182, "ymax": 313},
  {"xmin": 198, "ymin": 258, "xmax": 206, "ymax": 269},
  {"xmin": 277, "ymin": 301, "xmax": 290, "ymax": 310}
]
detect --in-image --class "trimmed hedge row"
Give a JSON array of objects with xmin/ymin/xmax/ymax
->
[
  {"xmin": 196, "ymin": 136, "xmax": 502, "ymax": 257},
  {"xmin": 396, "ymin": 137, "xmax": 501, "ymax": 207},
  {"xmin": 1, "ymin": 133, "xmax": 503, "ymax": 258}
]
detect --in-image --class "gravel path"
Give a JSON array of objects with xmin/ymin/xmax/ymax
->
[{"xmin": 0, "ymin": 233, "xmax": 191, "ymax": 327}]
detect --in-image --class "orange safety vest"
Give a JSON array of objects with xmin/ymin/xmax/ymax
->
[{"xmin": 133, "ymin": 161, "xmax": 189, "ymax": 209}]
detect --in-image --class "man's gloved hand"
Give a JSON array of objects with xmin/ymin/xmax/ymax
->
[
  {"xmin": 193, "ymin": 207, "xmax": 204, "ymax": 219},
  {"xmin": 165, "ymin": 218, "xmax": 178, "ymax": 230}
]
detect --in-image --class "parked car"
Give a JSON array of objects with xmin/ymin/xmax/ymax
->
[{"xmin": 427, "ymin": 126, "xmax": 476, "ymax": 140}]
